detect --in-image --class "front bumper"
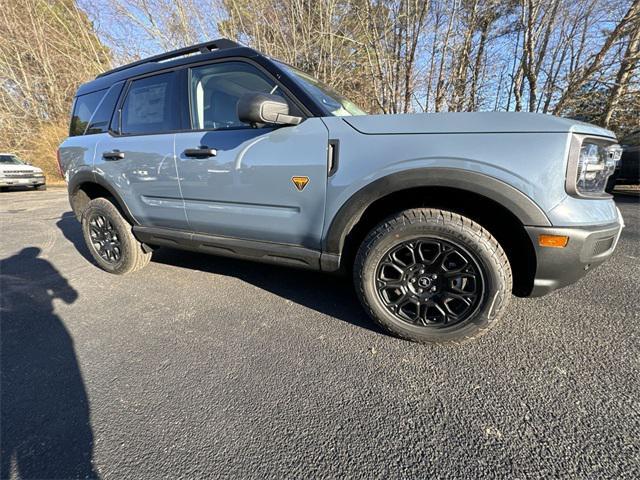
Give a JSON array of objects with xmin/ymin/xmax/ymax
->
[
  {"xmin": 526, "ymin": 208, "xmax": 624, "ymax": 297},
  {"xmin": 0, "ymin": 176, "xmax": 46, "ymax": 187}
]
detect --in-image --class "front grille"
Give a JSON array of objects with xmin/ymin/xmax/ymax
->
[
  {"xmin": 3, "ymin": 173, "xmax": 39, "ymax": 179},
  {"xmin": 593, "ymin": 236, "xmax": 615, "ymax": 256},
  {"xmin": 3, "ymin": 170, "xmax": 33, "ymax": 175}
]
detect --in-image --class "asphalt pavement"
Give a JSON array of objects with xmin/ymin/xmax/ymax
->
[{"xmin": 1, "ymin": 187, "xmax": 638, "ymax": 479}]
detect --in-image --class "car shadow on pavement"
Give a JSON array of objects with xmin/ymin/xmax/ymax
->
[
  {"xmin": 54, "ymin": 209, "xmax": 381, "ymax": 335},
  {"xmin": 151, "ymin": 248, "xmax": 384, "ymax": 335},
  {"xmin": 0, "ymin": 247, "xmax": 98, "ymax": 479},
  {"xmin": 56, "ymin": 211, "xmax": 95, "ymax": 264}
]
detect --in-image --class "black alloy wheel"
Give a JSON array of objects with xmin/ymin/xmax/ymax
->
[
  {"xmin": 375, "ymin": 238, "xmax": 484, "ymax": 327},
  {"xmin": 88, "ymin": 213, "xmax": 122, "ymax": 264}
]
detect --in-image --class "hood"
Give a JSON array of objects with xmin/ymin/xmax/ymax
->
[
  {"xmin": 343, "ymin": 112, "xmax": 616, "ymax": 138},
  {"xmin": 0, "ymin": 163, "xmax": 43, "ymax": 173}
]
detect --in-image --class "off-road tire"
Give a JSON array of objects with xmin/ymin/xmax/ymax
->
[
  {"xmin": 81, "ymin": 197, "xmax": 151, "ymax": 274},
  {"xmin": 354, "ymin": 208, "xmax": 512, "ymax": 344}
]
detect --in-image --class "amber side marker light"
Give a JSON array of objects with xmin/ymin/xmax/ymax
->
[{"xmin": 538, "ymin": 234, "xmax": 569, "ymax": 248}]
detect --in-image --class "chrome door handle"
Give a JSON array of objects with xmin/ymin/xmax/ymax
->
[{"xmin": 184, "ymin": 147, "xmax": 217, "ymax": 158}]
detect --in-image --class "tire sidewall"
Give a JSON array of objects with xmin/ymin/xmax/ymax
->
[
  {"xmin": 357, "ymin": 214, "xmax": 510, "ymax": 343},
  {"xmin": 81, "ymin": 198, "xmax": 139, "ymax": 274}
]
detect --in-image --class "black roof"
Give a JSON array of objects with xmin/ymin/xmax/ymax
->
[{"xmin": 76, "ymin": 39, "xmax": 261, "ymax": 97}]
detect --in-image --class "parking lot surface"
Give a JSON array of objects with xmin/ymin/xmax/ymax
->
[{"xmin": 1, "ymin": 187, "xmax": 639, "ymax": 479}]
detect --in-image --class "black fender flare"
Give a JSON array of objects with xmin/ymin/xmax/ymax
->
[
  {"xmin": 67, "ymin": 170, "xmax": 139, "ymax": 225},
  {"xmin": 323, "ymin": 167, "xmax": 551, "ymax": 256}
]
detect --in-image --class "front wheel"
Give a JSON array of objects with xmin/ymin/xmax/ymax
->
[
  {"xmin": 81, "ymin": 197, "xmax": 151, "ymax": 274},
  {"xmin": 354, "ymin": 208, "xmax": 512, "ymax": 344}
]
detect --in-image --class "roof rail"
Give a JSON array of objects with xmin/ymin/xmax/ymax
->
[{"xmin": 96, "ymin": 38, "xmax": 242, "ymax": 79}]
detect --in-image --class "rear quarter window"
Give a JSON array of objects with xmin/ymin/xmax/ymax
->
[
  {"xmin": 69, "ymin": 90, "xmax": 106, "ymax": 136},
  {"xmin": 85, "ymin": 83, "xmax": 124, "ymax": 135}
]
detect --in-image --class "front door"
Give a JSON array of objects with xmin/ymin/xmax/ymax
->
[
  {"xmin": 174, "ymin": 61, "xmax": 329, "ymax": 248},
  {"xmin": 94, "ymin": 71, "xmax": 188, "ymax": 229}
]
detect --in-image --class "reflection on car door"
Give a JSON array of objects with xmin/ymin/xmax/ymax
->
[
  {"xmin": 174, "ymin": 61, "xmax": 329, "ymax": 248},
  {"xmin": 94, "ymin": 71, "xmax": 188, "ymax": 229}
]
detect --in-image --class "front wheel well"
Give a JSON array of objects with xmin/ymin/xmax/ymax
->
[{"xmin": 339, "ymin": 186, "xmax": 537, "ymax": 297}]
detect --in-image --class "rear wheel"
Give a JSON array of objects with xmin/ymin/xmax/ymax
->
[
  {"xmin": 354, "ymin": 208, "xmax": 512, "ymax": 344},
  {"xmin": 81, "ymin": 197, "xmax": 151, "ymax": 274}
]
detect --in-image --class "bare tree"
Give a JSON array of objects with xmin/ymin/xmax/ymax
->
[
  {"xmin": 553, "ymin": 0, "xmax": 640, "ymax": 114},
  {"xmin": 0, "ymin": 0, "xmax": 110, "ymax": 178},
  {"xmin": 2, "ymin": 0, "xmax": 638, "ymax": 181},
  {"xmin": 601, "ymin": 7, "xmax": 640, "ymax": 126}
]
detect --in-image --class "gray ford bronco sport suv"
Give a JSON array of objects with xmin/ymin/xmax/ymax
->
[{"xmin": 59, "ymin": 39, "xmax": 624, "ymax": 344}]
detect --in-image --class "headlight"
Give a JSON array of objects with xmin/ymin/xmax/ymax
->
[{"xmin": 567, "ymin": 136, "xmax": 622, "ymax": 196}]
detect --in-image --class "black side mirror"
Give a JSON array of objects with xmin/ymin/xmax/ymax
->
[{"xmin": 237, "ymin": 93, "xmax": 302, "ymax": 127}]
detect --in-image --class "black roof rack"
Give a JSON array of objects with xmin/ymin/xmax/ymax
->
[{"xmin": 96, "ymin": 38, "xmax": 241, "ymax": 79}]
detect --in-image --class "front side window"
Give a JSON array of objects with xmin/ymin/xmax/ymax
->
[
  {"xmin": 189, "ymin": 61, "xmax": 294, "ymax": 130},
  {"xmin": 120, "ymin": 72, "xmax": 179, "ymax": 135},
  {"xmin": 0, "ymin": 155, "xmax": 24, "ymax": 165},
  {"xmin": 69, "ymin": 89, "xmax": 106, "ymax": 136}
]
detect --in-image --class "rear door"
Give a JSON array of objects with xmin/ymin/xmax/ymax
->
[
  {"xmin": 173, "ymin": 60, "xmax": 329, "ymax": 248},
  {"xmin": 59, "ymin": 88, "xmax": 109, "ymax": 181},
  {"xmin": 94, "ymin": 71, "xmax": 188, "ymax": 229}
]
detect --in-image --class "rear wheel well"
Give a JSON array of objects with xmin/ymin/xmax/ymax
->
[
  {"xmin": 340, "ymin": 186, "xmax": 537, "ymax": 297},
  {"xmin": 70, "ymin": 182, "xmax": 131, "ymax": 223}
]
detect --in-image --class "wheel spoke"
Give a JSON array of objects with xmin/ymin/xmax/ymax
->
[
  {"xmin": 389, "ymin": 243, "xmax": 417, "ymax": 268},
  {"xmin": 396, "ymin": 297, "xmax": 420, "ymax": 322},
  {"xmin": 440, "ymin": 249, "xmax": 470, "ymax": 274},
  {"xmin": 379, "ymin": 261, "xmax": 405, "ymax": 279},
  {"xmin": 423, "ymin": 300, "xmax": 448, "ymax": 324},
  {"xmin": 387, "ymin": 290, "xmax": 411, "ymax": 307},
  {"xmin": 443, "ymin": 291, "xmax": 474, "ymax": 305}
]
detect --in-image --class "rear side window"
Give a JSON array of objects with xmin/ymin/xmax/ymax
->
[
  {"xmin": 69, "ymin": 90, "xmax": 105, "ymax": 136},
  {"xmin": 85, "ymin": 83, "xmax": 124, "ymax": 135},
  {"xmin": 120, "ymin": 72, "xmax": 179, "ymax": 135}
]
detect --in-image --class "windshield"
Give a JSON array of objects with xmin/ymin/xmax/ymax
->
[
  {"xmin": 0, "ymin": 155, "xmax": 24, "ymax": 165},
  {"xmin": 276, "ymin": 62, "xmax": 367, "ymax": 117}
]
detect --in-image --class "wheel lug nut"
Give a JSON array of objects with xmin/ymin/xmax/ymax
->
[
  {"xmin": 431, "ymin": 286, "xmax": 437, "ymax": 292},
  {"xmin": 420, "ymin": 269, "xmax": 425, "ymax": 274},
  {"xmin": 411, "ymin": 278, "xmax": 416, "ymax": 283},
  {"xmin": 432, "ymin": 274, "xmax": 438, "ymax": 279}
]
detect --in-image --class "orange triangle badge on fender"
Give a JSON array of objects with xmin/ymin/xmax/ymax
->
[{"xmin": 291, "ymin": 176, "xmax": 310, "ymax": 191}]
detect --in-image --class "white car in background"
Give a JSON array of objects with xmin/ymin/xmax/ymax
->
[{"xmin": 0, "ymin": 153, "xmax": 46, "ymax": 191}]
